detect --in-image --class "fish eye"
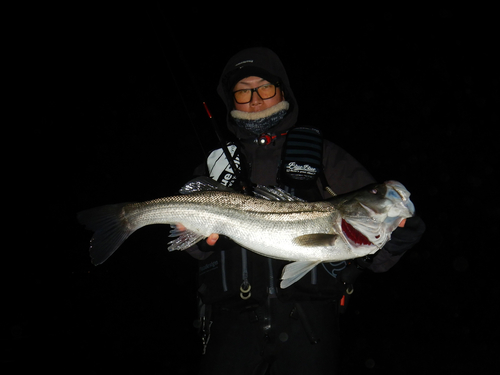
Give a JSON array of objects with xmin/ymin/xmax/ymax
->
[{"xmin": 370, "ymin": 189, "xmax": 378, "ymax": 194}]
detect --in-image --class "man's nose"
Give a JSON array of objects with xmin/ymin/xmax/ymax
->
[{"xmin": 249, "ymin": 90, "xmax": 263, "ymax": 107}]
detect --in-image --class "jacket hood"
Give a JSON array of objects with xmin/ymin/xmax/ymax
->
[{"xmin": 217, "ymin": 47, "xmax": 298, "ymax": 140}]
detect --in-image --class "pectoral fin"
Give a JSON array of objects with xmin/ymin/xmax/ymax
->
[
  {"xmin": 292, "ymin": 233, "xmax": 338, "ymax": 247},
  {"xmin": 168, "ymin": 226, "xmax": 205, "ymax": 251},
  {"xmin": 281, "ymin": 261, "xmax": 322, "ymax": 289}
]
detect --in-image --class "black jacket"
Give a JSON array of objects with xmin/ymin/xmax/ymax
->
[{"xmin": 188, "ymin": 47, "xmax": 425, "ymax": 304}]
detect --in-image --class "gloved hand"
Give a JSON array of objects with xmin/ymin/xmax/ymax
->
[{"xmin": 383, "ymin": 215, "xmax": 426, "ymax": 255}]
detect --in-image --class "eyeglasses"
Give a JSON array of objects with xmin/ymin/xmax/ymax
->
[{"xmin": 233, "ymin": 82, "xmax": 280, "ymax": 104}]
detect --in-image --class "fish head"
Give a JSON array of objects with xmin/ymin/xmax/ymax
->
[{"xmin": 336, "ymin": 181, "xmax": 415, "ymax": 254}]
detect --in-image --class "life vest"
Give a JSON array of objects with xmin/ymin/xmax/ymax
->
[{"xmin": 198, "ymin": 127, "xmax": 347, "ymax": 304}]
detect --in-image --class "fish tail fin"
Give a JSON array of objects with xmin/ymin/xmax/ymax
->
[{"xmin": 77, "ymin": 203, "xmax": 134, "ymax": 265}]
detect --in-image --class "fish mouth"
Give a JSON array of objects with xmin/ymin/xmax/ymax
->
[
  {"xmin": 385, "ymin": 181, "xmax": 415, "ymax": 217},
  {"xmin": 392, "ymin": 185, "xmax": 406, "ymax": 200},
  {"xmin": 341, "ymin": 219, "xmax": 373, "ymax": 246}
]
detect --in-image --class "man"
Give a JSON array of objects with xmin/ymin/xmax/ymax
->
[{"xmin": 183, "ymin": 47, "xmax": 425, "ymax": 374}]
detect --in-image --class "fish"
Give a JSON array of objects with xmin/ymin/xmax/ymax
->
[{"xmin": 77, "ymin": 177, "xmax": 415, "ymax": 288}]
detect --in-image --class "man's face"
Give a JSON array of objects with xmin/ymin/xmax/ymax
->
[{"xmin": 232, "ymin": 76, "xmax": 284, "ymax": 113}]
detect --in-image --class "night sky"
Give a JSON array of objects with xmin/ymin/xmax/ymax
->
[{"xmin": 9, "ymin": 5, "xmax": 498, "ymax": 374}]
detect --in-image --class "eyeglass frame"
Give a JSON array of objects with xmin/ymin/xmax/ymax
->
[{"xmin": 232, "ymin": 82, "xmax": 281, "ymax": 104}]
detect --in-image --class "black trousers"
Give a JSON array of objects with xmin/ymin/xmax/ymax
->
[{"xmin": 199, "ymin": 298, "xmax": 340, "ymax": 375}]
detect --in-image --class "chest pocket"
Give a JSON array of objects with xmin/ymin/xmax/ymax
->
[{"xmin": 278, "ymin": 127, "xmax": 323, "ymax": 190}]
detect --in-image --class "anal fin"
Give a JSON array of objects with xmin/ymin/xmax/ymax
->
[
  {"xmin": 168, "ymin": 225, "xmax": 205, "ymax": 251},
  {"xmin": 281, "ymin": 261, "xmax": 322, "ymax": 288}
]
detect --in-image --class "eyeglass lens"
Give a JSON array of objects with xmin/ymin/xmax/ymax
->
[{"xmin": 233, "ymin": 84, "xmax": 277, "ymax": 104}]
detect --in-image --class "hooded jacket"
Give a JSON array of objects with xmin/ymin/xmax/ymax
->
[
  {"xmin": 189, "ymin": 47, "xmax": 425, "ymax": 304},
  {"xmin": 214, "ymin": 47, "xmax": 375, "ymax": 195},
  {"xmin": 218, "ymin": 47, "xmax": 299, "ymax": 139}
]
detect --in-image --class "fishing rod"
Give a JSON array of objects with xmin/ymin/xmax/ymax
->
[
  {"xmin": 200, "ymin": 101, "xmax": 252, "ymax": 195},
  {"xmin": 144, "ymin": 11, "xmax": 207, "ymax": 161},
  {"xmin": 150, "ymin": 6, "xmax": 252, "ymax": 195},
  {"xmin": 178, "ymin": 55, "xmax": 252, "ymax": 195}
]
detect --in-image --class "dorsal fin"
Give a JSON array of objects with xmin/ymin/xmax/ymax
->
[
  {"xmin": 180, "ymin": 177, "xmax": 305, "ymax": 203},
  {"xmin": 253, "ymin": 185, "xmax": 305, "ymax": 202},
  {"xmin": 179, "ymin": 176, "xmax": 235, "ymax": 195}
]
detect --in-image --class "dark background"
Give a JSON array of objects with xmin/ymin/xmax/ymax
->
[{"xmin": 7, "ymin": 4, "xmax": 498, "ymax": 374}]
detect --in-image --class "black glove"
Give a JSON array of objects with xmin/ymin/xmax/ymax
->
[{"xmin": 383, "ymin": 215, "xmax": 426, "ymax": 255}]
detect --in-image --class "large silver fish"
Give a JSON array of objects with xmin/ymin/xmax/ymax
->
[{"xmin": 78, "ymin": 178, "xmax": 415, "ymax": 288}]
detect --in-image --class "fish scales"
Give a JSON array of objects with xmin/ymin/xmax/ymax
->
[{"xmin": 126, "ymin": 192, "xmax": 335, "ymax": 229}]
